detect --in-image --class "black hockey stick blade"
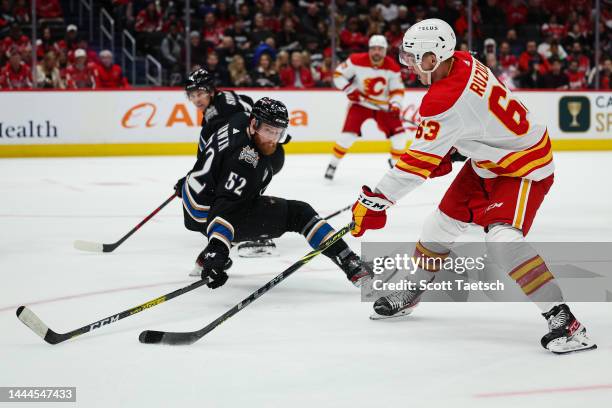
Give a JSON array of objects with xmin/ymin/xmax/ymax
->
[
  {"xmin": 73, "ymin": 193, "xmax": 177, "ymax": 253},
  {"xmin": 139, "ymin": 222, "xmax": 355, "ymax": 345},
  {"xmin": 16, "ymin": 279, "xmax": 207, "ymax": 345}
]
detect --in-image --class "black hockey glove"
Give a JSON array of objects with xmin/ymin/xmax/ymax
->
[
  {"xmin": 174, "ymin": 176, "xmax": 186, "ymax": 198},
  {"xmin": 200, "ymin": 239, "xmax": 230, "ymax": 289}
]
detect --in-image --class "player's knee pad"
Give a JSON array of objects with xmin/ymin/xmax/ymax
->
[
  {"xmin": 419, "ymin": 209, "xmax": 468, "ymax": 251},
  {"xmin": 485, "ymin": 223, "xmax": 532, "ymax": 270},
  {"xmin": 286, "ymin": 200, "xmax": 318, "ymax": 233},
  {"xmin": 337, "ymin": 132, "xmax": 359, "ymax": 148}
]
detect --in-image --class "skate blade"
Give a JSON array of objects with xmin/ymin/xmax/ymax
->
[
  {"xmin": 369, "ymin": 308, "xmax": 415, "ymax": 320},
  {"xmin": 550, "ymin": 344, "xmax": 597, "ymax": 355},
  {"xmin": 237, "ymin": 248, "xmax": 278, "ymax": 258}
]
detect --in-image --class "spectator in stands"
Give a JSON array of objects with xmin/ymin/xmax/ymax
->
[
  {"xmin": 564, "ymin": 23, "xmax": 589, "ymax": 49},
  {"xmin": 539, "ymin": 58, "xmax": 569, "ymax": 89},
  {"xmin": 13, "ymin": 0, "xmax": 32, "ymax": 25},
  {"xmin": 135, "ymin": 1, "xmax": 162, "ymax": 33},
  {"xmin": 301, "ymin": 4, "xmax": 322, "ymax": 39},
  {"xmin": 3, "ymin": 24, "xmax": 31, "ymax": 61},
  {"xmin": 482, "ymin": 38, "xmax": 496, "ymax": 62},
  {"xmin": 394, "ymin": 5, "xmax": 410, "ymax": 32},
  {"xmin": 56, "ymin": 24, "xmax": 79, "ymax": 55},
  {"xmin": 340, "ymin": 17, "xmax": 368, "ymax": 52},
  {"xmin": 276, "ymin": 18, "xmax": 300, "ymax": 52},
  {"xmin": 95, "ymin": 50, "xmax": 128, "ymax": 88},
  {"xmin": 366, "ymin": 5, "xmax": 386, "ymax": 36},
  {"xmin": 566, "ymin": 59, "xmax": 587, "ymax": 90},
  {"xmin": 504, "ymin": 0, "xmax": 528, "ymax": 28},
  {"xmin": 65, "ymin": 48, "xmax": 96, "ymax": 88},
  {"xmin": 183, "ymin": 31, "xmax": 208, "ymax": 70},
  {"xmin": 377, "ymin": 0, "xmax": 398, "ymax": 23},
  {"xmin": 237, "ymin": 3, "xmax": 253, "ymax": 28},
  {"xmin": 278, "ymin": 1, "xmax": 300, "ymax": 29},
  {"xmin": 314, "ymin": 48, "xmax": 333, "ymax": 87},
  {"xmin": 161, "ymin": 22, "xmax": 184, "ymax": 73},
  {"xmin": 36, "ymin": 26, "xmax": 55, "ymax": 59},
  {"xmin": 541, "ymin": 14, "xmax": 566, "ymax": 40},
  {"xmin": 202, "ymin": 11, "xmax": 224, "ymax": 47},
  {"xmin": 250, "ymin": 13, "xmax": 273, "ymax": 46},
  {"xmin": 498, "ymin": 41, "xmax": 518, "ymax": 70},
  {"xmin": 35, "ymin": 51, "xmax": 64, "ymax": 89},
  {"xmin": 225, "ymin": 19, "xmax": 251, "ymax": 51},
  {"xmin": 261, "ymin": 0, "xmax": 280, "ymax": 32},
  {"xmin": 519, "ymin": 40, "xmax": 550, "ymax": 87},
  {"xmin": 539, "ymin": 37, "xmax": 568, "ymax": 61},
  {"xmin": 216, "ymin": 1, "xmax": 235, "ymax": 32},
  {"xmin": 588, "ymin": 58, "xmax": 612, "ymax": 89},
  {"xmin": 217, "ymin": 36, "xmax": 242, "ymax": 68},
  {"xmin": 485, "ymin": 53, "xmax": 502, "ymax": 77},
  {"xmin": 205, "ymin": 51, "xmax": 230, "ymax": 87},
  {"xmin": 37, "ymin": 0, "xmax": 63, "ymax": 23},
  {"xmin": 112, "ymin": 0, "xmax": 134, "ymax": 31},
  {"xmin": 253, "ymin": 36, "xmax": 277, "ymax": 67},
  {"xmin": 504, "ymin": 28, "xmax": 523, "ymax": 56},
  {"xmin": 1, "ymin": 49, "xmax": 32, "ymax": 89},
  {"xmin": 251, "ymin": 52, "xmax": 280, "ymax": 87},
  {"xmin": 385, "ymin": 21, "xmax": 403, "ymax": 55},
  {"xmin": 228, "ymin": 54, "xmax": 252, "ymax": 87},
  {"xmin": 161, "ymin": 12, "xmax": 185, "ymax": 34},
  {"xmin": 567, "ymin": 42, "xmax": 590, "ymax": 75},
  {"xmin": 280, "ymin": 50, "xmax": 314, "ymax": 88}
]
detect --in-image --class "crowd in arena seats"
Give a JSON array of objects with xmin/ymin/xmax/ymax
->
[{"xmin": 1, "ymin": 0, "xmax": 611, "ymax": 90}]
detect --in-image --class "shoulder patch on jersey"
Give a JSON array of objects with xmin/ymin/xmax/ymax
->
[
  {"xmin": 350, "ymin": 53, "xmax": 374, "ymax": 68},
  {"xmin": 239, "ymin": 145, "xmax": 259, "ymax": 168},
  {"xmin": 205, "ymin": 106, "xmax": 218, "ymax": 122},
  {"xmin": 381, "ymin": 56, "xmax": 401, "ymax": 72},
  {"xmin": 419, "ymin": 51, "xmax": 473, "ymax": 118}
]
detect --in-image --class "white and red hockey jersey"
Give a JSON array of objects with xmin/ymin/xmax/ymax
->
[
  {"xmin": 333, "ymin": 53, "xmax": 404, "ymax": 111},
  {"xmin": 377, "ymin": 51, "xmax": 554, "ymax": 202}
]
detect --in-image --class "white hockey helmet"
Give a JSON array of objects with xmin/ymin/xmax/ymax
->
[
  {"xmin": 399, "ymin": 18, "xmax": 456, "ymax": 80},
  {"xmin": 369, "ymin": 34, "xmax": 388, "ymax": 49}
]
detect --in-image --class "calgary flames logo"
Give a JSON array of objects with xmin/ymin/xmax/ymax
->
[{"xmin": 363, "ymin": 77, "xmax": 386, "ymax": 96}]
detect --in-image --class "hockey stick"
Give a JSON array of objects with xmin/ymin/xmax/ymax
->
[
  {"xmin": 74, "ymin": 193, "xmax": 177, "ymax": 253},
  {"xmin": 323, "ymin": 204, "xmax": 351, "ymax": 220},
  {"xmin": 139, "ymin": 222, "xmax": 354, "ymax": 345},
  {"xmin": 16, "ymin": 278, "xmax": 209, "ymax": 345}
]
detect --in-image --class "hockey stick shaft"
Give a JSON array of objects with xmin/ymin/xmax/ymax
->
[
  {"xmin": 139, "ymin": 222, "xmax": 354, "ymax": 345},
  {"xmin": 323, "ymin": 204, "xmax": 351, "ymax": 220},
  {"xmin": 74, "ymin": 193, "xmax": 177, "ymax": 253},
  {"xmin": 16, "ymin": 278, "xmax": 208, "ymax": 345}
]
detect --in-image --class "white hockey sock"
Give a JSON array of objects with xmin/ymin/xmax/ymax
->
[
  {"xmin": 389, "ymin": 132, "xmax": 409, "ymax": 165},
  {"xmin": 330, "ymin": 132, "xmax": 358, "ymax": 166},
  {"xmin": 486, "ymin": 224, "xmax": 564, "ymax": 312}
]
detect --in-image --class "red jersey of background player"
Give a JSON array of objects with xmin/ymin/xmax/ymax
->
[
  {"xmin": 0, "ymin": 61, "xmax": 32, "ymax": 89},
  {"xmin": 95, "ymin": 63, "xmax": 128, "ymax": 89}
]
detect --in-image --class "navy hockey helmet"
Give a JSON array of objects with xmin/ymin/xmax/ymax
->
[{"xmin": 185, "ymin": 68, "xmax": 215, "ymax": 93}]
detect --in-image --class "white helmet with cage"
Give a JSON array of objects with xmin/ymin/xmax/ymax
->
[{"xmin": 399, "ymin": 18, "xmax": 456, "ymax": 84}]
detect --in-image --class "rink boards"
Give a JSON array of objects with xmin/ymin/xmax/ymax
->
[{"xmin": 0, "ymin": 89, "xmax": 611, "ymax": 157}]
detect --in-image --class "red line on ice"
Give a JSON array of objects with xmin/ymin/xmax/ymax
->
[
  {"xmin": 474, "ymin": 384, "xmax": 612, "ymax": 398},
  {"xmin": 0, "ymin": 280, "xmax": 191, "ymax": 313}
]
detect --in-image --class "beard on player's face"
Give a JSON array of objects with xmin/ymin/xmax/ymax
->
[{"xmin": 250, "ymin": 120, "xmax": 280, "ymax": 156}]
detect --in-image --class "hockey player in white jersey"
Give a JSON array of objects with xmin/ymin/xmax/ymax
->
[
  {"xmin": 325, "ymin": 35, "xmax": 409, "ymax": 180},
  {"xmin": 350, "ymin": 19, "xmax": 596, "ymax": 354}
]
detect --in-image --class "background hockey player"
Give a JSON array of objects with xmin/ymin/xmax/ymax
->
[
  {"xmin": 181, "ymin": 97, "xmax": 371, "ymax": 288},
  {"xmin": 175, "ymin": 69, "xmax": 277, "ymax": 258},
  {"xmin": 350, "ymin": 19, "xmax": 596, "ymax": 355},
  {"xmin": 326, "ymin": 35, "xmax": 407, "ymax": 180}
]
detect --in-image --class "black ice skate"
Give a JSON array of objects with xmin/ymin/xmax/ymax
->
[
  {"xmin": 334, "ymin": 251, "xmax": 372, "ymax": 287},
  {"xmin": 541, "ymin": 304, "xmax": 597, "ymax": 354},
  {"xmin": 324, "ymin": 164, "xmax": 337, "ymax": 180},
  {"xmin": 190, "ymin": 251, "xmax": 233, "ymax": 277},
  {"xmin": 370, "ymin": 277, "xmax": 432, "ymax": 320},
  {"xmin": 237, "ymin": 239, "xmax": 278, "ymax": 258}
]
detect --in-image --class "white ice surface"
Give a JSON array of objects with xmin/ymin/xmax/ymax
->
[{"xmin": 1, "ymin": 153, "xmax": 611, "ymax": 408}]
